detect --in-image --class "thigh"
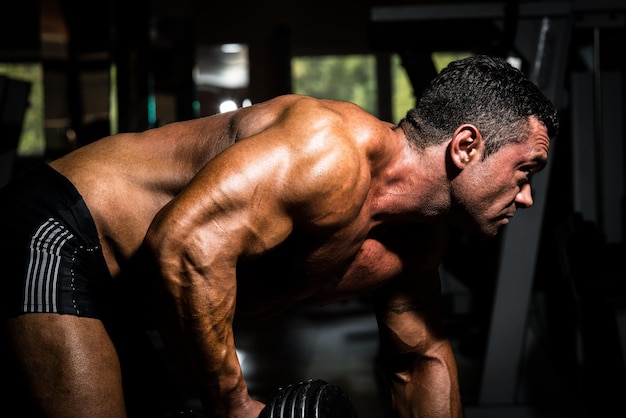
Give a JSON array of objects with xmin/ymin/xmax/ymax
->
[{"xmin": 2, "ymin": 313, "xmax": 127, "ymax": 418}]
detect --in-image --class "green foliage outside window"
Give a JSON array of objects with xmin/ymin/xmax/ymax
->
[
  {"xmin": 290, "ymin": 53, "xmax": 419, "ymax": 124},
  {"xmin": 292, "ymin": 55, "xmax": 377, "ymax": 115},
  {"xmin": 0, "ymin": 63, "xmax": 45, "ymax": 156},
  {"xmin": 391, "ymin": 53, "xmax": 415, "ymax": 123}
]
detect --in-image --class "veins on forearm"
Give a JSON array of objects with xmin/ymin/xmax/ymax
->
[
  {"xmin": 386, "ymin": 298, "xmax": 438, "ymax": 314},
  {"xmin": 386, "ymin": 301, "xmax": 424, "ymax": 314}
]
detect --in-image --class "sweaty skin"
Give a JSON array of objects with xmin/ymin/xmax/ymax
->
[{"xmin": 6, "ymin": 93, "xmax": 550, "ymax": 418}]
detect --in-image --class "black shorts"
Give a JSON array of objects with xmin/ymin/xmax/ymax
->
[{"xmin": 0, "ymin": 164, "xmax": 112, "ymax": 319}]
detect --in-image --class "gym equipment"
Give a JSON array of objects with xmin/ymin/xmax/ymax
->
[
  {"xmin": 164, "ymin": 379, "xmax": 359, "ymax": 418},
  {"xmin": 260, "ymin": 379, "xmax": 359, "ymax": 418}
]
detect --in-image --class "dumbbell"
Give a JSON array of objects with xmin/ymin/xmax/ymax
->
[
  {"xmin": 259, "ymin": 379, "xmax": 359, "ymax": 418},
  {"xmin": 165, "ymin": 379, "xmax": 358, "ymax": 418}
]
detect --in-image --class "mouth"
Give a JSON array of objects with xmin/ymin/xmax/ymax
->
[{"xmin": 497, "ymin": 213, "xmax": 514, "ymax": 226}]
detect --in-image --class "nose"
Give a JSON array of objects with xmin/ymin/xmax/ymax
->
[{"xmin": 515, "ymin": 183, "xmax": 534, "ymax": 208}]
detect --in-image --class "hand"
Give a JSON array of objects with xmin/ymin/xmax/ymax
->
[
  {"xmin": 213, "ymin": 397, "xmax": 265, "ymax": 418},
  {"xmin": 246, "ymin": 398, "xmax": 266, "ymax": 418}
]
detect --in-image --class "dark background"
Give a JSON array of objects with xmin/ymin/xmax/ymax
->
[{"xmin": 1, "ymin": 1, "xmax": 624, "ymax": 417}]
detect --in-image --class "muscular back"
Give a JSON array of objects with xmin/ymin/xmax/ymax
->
[
  {"xmin": 141, "ymin": 94, "xmax": 447, "ymax": 320},
  {"xmin": 49, "ymin": 111, "xmax": 235, "ymax": 275},
  {"xmin": 49, "ymin": 95, "xmax": 402, "ymax": 283}
]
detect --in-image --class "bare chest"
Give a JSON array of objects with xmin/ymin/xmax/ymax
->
[{"xmin": 234, "ymin": 223, "xmax": 429, "ymax": 317}]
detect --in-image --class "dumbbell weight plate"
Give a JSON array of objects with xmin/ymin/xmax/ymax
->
[{"xmin": 260, "ymin": 379, "xmax": 358, "ymax": 418}]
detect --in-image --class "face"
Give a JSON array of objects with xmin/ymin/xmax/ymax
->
[{"xmin": 450, "ymin": 118, "xmax": 551, "ymax": 237}]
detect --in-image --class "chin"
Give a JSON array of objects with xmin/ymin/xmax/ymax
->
[
  {"xmin": 452, "ymin": 217, "xmax": 501, "ymax": 239},
  {"xmin": 493, "ymin": 223, "xmax": 511, "ymax": 237},
  {"xmin": 477, "ymin": 224, "xmax": 502, "ymax": 239},
  {"xmin": 477, "ymin": 231, "xmax": 498, "ymax": 240}
]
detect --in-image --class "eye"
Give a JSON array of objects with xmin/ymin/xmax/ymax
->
[{"xmin": 518, "ymin": 166, "xmax": 534, "ymax": 183}]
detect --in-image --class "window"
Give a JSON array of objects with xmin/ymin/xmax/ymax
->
[
  {"xmin": 0, "ymin": 63, "xmax": 45, "ymax": 156},
  {"xmin": 292, "ymin": 54, "xmax": 377, "ymax": 115}
]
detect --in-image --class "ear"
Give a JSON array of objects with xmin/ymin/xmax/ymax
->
[{"xmin": 449, "ymin": 124, "xmax": 483, "ymax": 169}]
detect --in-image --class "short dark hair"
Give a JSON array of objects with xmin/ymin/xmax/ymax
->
[{"xmin": 400, "ymin": 55, "xmax": 559, "ymax": 158}]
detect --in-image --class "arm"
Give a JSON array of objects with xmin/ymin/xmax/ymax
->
[
  {"xmin": 144, "ymin": 98, "xmax": 364, "ymax": 417},
  {"xmin": 375, "ymin": 272, "xmax": 462, "ymax": 418},
  {"xmin": 146, "ymin": 145, "xmax": 289, "ymax": 418},
  {"xmin": 374, "ymin": 227, "xmax": 462, "ymax": 418}
]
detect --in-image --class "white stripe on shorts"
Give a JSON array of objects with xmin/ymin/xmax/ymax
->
[{"xmin": 24, "ymin": 218, "xmax": 74, "ymax": 313}]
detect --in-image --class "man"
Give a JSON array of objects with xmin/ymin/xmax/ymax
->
[{"xmin": 1, "ymin": 55, "xmax": 558, "ymax": 417}]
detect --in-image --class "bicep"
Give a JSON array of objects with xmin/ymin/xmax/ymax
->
[
  {"xmin": 143, "ymin": 156, "xmax": 296, "ymax": 325},
  {"xmin": 374, "ymin": 269, "xmax": 446, "ymax": 356},
  {"xmin": 373, "ymin": 223, "xmax": 450, "ymax": 352},
  {"xmin": 147, "ymin": 153, "xmax": 295, "ymax": 275},
  {"xmin": 147, "ymin": 127, "xmax": 357, "ymax": 270}
]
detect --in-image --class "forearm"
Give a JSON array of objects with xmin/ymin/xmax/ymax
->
[
  {"xmin": 156, "ymin": 285, "xmax": 249, "ymax": 414},
  {"xmin": 189, "ymin": 324, "xmax": 249, "ymax": 414},
  {"xmin": 147, "ymin": 242, "xmax": 257, "ymax": 417},
  {"xmin": 162, "ymin": 279, "xmax": 266, "ymax": 417},
  {"xmin": 385, "ymin": 340, "xmax": 462, "ymax": 418},
  {"xmin": 374, "ymin": 267, "xmax": 462, "ymax": 418}
]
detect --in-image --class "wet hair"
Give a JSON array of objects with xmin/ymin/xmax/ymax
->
[{"xmin": 400, "ymin": 55, "xmax": 559, "ymax": 158}]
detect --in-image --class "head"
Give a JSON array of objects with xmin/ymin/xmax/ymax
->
[
  {"xmin": 400, "ymin": 54, "xmax": 558, "ymax": 157},
  {"xmin": 401, "ymin": 55, "xmax": 559, "ymax": 237}
]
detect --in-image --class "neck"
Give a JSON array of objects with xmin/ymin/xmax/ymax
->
[{"xmin": 369, "ymin": 138, "xmax": 450, "ymax": 223}]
